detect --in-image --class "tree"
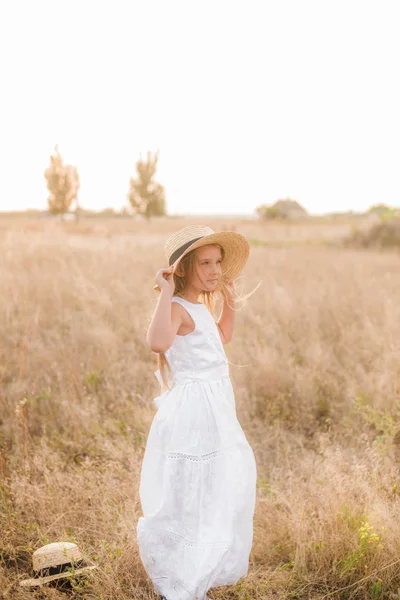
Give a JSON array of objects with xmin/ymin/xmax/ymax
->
[
  {"xmin": 128, "ymin": 151, "xmax": 166, "ymax": 219},
  {"xmin": 44, "ymin": 146, "xmax": 80, "ymax": 217}
]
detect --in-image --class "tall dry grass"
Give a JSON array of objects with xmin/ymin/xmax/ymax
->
[{"xmin": 1, "ymin": 218, "xmax": 400, "ymax": 599}]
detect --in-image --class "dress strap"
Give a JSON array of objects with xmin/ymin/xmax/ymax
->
[{"xmin": 171, "ymin": 296, "xmax": 205, "ymax": 307}]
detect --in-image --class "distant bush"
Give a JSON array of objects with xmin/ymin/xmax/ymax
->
[
  {"xmin": 347, "ymin": 218, "xmax": 400, "ymax": 249},
  {"xmin": 255, "ymin": 205, "xmax": 281, "ymax": 220},
  {"xmin": 367, "ymin": 204, "xmax": 399, "ymax": 221},
  {"xmin": 256, "ymin": 198, "xmax": 308, "ymax": 220}
]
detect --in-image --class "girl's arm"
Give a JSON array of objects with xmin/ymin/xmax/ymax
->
[
  {"xmin": 146, "ymin": 289, "xmax": 183, "ymax": 353},
  {"xmin": 146, "ymin": 267, "xmax": 182, "ymax": 353},
  {"xmin": 216, "ymin": 282, "xmax": 236, "ymax": 344}
]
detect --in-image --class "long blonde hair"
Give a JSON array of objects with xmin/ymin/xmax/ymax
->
[{"xmin": 156, "ymin": 244, "xmax": 257, "ymax": 392}]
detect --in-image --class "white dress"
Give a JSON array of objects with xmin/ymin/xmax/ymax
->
[{"xmin": 137, "ymin": 296, "xmax": 257, "ymax": 600}]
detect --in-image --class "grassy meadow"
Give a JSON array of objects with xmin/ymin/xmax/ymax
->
[{"xmin": 1, "ymin": 215, "xmax": 400, "ymax": 599}]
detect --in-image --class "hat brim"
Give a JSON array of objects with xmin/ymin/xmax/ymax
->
[
  {"xmin": 19, "ymin": 565, "xmax": 97, "ymax": 587},
  {"xmin": 153, "ymin": 231, "xmax": 250, "ymax": 292}
]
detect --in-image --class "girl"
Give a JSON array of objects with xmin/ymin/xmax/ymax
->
[{"xmin": 137, "ymin": 225, "xmax": 257, "ymax": 600}]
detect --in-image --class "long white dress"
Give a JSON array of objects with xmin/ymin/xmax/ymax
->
[{"xmin": 137, "ymin": 296, "xmax": 257, "ymax": 600}]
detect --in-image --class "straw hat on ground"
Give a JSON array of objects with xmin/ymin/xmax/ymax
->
[
  {"xmin": 19, "ymin": 541, "xmax": 97, "ymax": 587},
  {"xmin": 153, "ymin": 225, "xmax": 250, "ymax": 291}
]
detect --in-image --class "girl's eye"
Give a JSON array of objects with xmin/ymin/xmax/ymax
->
[{"xmin": 202, "ymin": 260, "xmax": 222, "ymax": 265}]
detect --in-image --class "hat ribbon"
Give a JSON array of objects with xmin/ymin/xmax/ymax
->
[
  {"xmin": 169, "ymin": 237, "xmax": 204, "ymax": 266},
  {"xmin": 34, "ymin": 559, "xmax": 85, "ymax": 578}
]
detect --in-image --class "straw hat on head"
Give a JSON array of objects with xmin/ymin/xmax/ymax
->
[
  {"xmin": 19, "ymin": 541, "xmax": 97, "ymax": 587},
  {"xmin": 153, "ymin": 225, "xmax": 250, "ymax": 291}
]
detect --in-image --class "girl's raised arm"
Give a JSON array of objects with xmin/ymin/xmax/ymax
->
[{"xmin": 146, "ymin": 267, "xmax": 182, "ymax": 353}]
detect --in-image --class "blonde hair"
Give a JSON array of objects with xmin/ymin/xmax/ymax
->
[{"xmin": 156, "ymin": 243, "xmax": 256, "ymax": 392}]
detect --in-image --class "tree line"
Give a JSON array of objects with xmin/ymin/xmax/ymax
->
[
  {"xmin": 44, "ymin": 146, "xmax": 166, "ymax": 220},
  {"xmin": 44, "ymin": 147, "xmax": 399, "ymax": 222}
]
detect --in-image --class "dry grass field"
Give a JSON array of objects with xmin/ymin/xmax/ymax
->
[{"xmin": 1, "ymin": 216, "xmax": 400, "ymax": 599}]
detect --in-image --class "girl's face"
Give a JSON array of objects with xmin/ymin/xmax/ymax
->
[{"xmin": 190, "ymin": 244, "xmax": 223, "ymax": 292}]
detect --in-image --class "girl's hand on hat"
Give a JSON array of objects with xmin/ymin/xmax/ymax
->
[{"xmin": 155, "ymin": 266, "xmax": 175, "ymax": 294}]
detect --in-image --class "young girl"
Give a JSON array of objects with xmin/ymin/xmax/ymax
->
[{"xmin": 137, "ymin": 225, "xmax": 257, "ymax": 600}]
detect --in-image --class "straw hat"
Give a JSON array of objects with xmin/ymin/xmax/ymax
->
[
  {"xmin": 153, "ymin": 225, "xmax": 250, "ymax": 291},
  {"xmin": 19, "ymin": 541, "xmax": 97, "ymax": 587}
]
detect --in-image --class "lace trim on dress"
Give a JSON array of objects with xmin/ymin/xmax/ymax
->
[{"xmin": 166, "ymin": 445, "xmax": 237, "ymax": 462}]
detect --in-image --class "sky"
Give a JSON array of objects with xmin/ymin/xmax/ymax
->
[{"xmin": 0, "ymin": 0, "xmax": 399, "ymax": 216}]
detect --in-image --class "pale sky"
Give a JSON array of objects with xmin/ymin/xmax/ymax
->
[{"xmin": 0, "ymin": 0, "xmax": 399, "ymax": 216}]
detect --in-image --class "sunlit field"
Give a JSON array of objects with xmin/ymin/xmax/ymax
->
[{"xmin": 2, "ymin": 216, "xmax": 400, "ymax": 599}]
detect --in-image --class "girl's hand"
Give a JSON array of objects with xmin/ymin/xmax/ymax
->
[
  {"xmin": 221, "ymin": 280, "xmax": 236, "ymax": 302},
  {"xmin": 155, "ymin": 265, "xmax": 175, "ymax": 294}
]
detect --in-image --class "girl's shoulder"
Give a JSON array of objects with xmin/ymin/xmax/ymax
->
[{"xmin": 171, "ymin": 297, "xmax": 190, "ymax": 320}]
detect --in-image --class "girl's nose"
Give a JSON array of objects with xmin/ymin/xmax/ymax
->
[{"xmin": 212, "ymin": 265, "xmax": 222, "ymax": 277}]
